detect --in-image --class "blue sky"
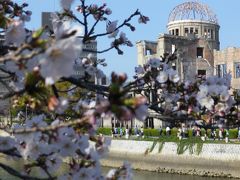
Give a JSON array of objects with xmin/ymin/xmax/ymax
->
[{"xmin": 15, "ymin": 0, "xmax": 240, "ymax": 79}]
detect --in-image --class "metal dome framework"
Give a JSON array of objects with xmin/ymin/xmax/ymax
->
[{"xmin": 168, "ymin": 1, "xmax": 218, "ymax": 24}]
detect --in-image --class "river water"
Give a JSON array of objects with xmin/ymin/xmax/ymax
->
[
  {"xmin": 0, "ymin": 158, "xmax": 235, "ymax": 180},
  {"xmin": 102, "ymin": 167, "xmax": 235, "ymax": 180}
]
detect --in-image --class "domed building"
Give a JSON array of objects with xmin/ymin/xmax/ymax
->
[
  {"xmin": 137, "ymin": 1, "xmax": 220, "ymax": 82},
  {"xmin": 136, "ymin": 1, "xmax": 240, "ymax": 128}
]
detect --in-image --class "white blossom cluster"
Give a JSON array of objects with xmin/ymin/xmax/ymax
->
[
  {"xmin": 134, "ymin": 57, "xmax": 235, "ymax": 119},
  {"xmin": 1, "ymin": 115, "xmax": 111, "ymax": 179},
  {"xmin": 0, "ymin": 0, "xmax": 145, "ymax": 178},
  {"xmin": 197, "ymin": 75, "xmax": 235, "ymax": 115}
]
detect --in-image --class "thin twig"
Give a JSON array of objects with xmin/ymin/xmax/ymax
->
[
  {"xmin": 83, "ymin": 46, "xmax": 114, "ymax": 54},
  {"xmin": 90, "ymin": 9, "xmax": 140, "ymax": 39}
]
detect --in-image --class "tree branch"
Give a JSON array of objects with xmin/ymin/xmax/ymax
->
[
  {"xmin": 62, "ymin": 77, "xmax": 109, "ymax": 95},
  {"xmin": 89, "ymin": 9, "xmax": 140, "ymax": 40},
  {"xmin": 0, "ymin": 163, "xmax": 54, "ymax": 180},
  {"xmin": 83, "ymin": 46, "xmax": 114, "ymax": 54}
]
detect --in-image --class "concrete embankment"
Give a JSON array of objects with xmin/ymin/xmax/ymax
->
[{"xmin": 100, "ymin": 140, "xmax": 240, "ymax": 178}]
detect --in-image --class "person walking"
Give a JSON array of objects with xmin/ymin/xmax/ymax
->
[
  {"xmin": 125, "ymin": 125, "xmax": 129, "ymax": 139},
  {"xmin": 140, "ymin": 126, "xmax": 144, "ymax": 138},
  {"xmin": 225, "ymin": 129, "xmax": 229, "ymax": 143},
  {"xmin": 119, "ymin": 127, "xmax": 123, "ymax": 138},
  {"xmin": 114, "ymin": 127, "xmax": 118, "ymax": 138},
  {"xmin": 166, "ymin": 126, "xmax": 171, "ymax": 136},
  {"xmin": 238, "ymin": 128, "xmax": 240, "ymax": 141},
  {"xmin": 159, "ymin": 125, "xmax": 163, "ymax": 137},
  {"xmin": 219, "ymin": 128, "xmax": 223, "ymax": 140},
  {"xmin": 177, "ymin": 127, "xmax": 182, "ymax": 140},
  {"xmin": 196, "ymin": 127, "xmax": 200, "ymax": 137},
  {"xmin": 134, "ymin": 125, "xmax": 138, "ymax": 136}
]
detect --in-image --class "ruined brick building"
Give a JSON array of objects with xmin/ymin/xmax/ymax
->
[
  {"xmin": 136, "ymin": 1, "xmax": 240, "ymax": 128},
  {"xmin": 137, "ymin": 1, "xmax": 240, "ymax": 89}
]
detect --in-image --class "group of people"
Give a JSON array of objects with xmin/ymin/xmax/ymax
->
[
  {"xmin": 160, "ymin": 125, "xmax": 236, "ymax": 143},
  {"xmin": 111, "ymin": 125, "xmax": 144, "ymax": 139},
  {"xmin": 112, "ymin": 125, "xmax": 240, "ymax": 142}
]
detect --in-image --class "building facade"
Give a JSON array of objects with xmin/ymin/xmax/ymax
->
[
  {"xmin": 136, "ymin": 1, "xmax": 240, "ymax": 128},
  {"xmin": 137, "ymin": 1, "xmax": 220, "ymax": 82},
  {"xmin": 214, "ymin": 47, "xmax": 240, "ymax": 90}
]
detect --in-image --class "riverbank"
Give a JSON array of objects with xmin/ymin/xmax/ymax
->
[{"xmin": 100, "ymin": 139, "xmax": 240, "ymax": 178}]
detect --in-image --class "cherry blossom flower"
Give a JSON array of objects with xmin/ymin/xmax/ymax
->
[
  {"xmin": 51, "ymin": 13, "xmax": 83, "ymax": 40},
  {"xmin": 39, "ymin": 37, "xmax": 82, "ymax": 85},
  {"xmin": 0, "ymin": 137, "xmax": 15, "ymax": 151},
  {"xmin": 45, "ymin": 154, "xmax": 62, "ymax": 173},
  {"xmin": 5, "ymin": 20, "xmax": 26, "ymax": 46},
  {"xmin": 165, "ymin": 69, "xmax": 178, "ymax": 82},
  {"xmin": 135, "ymin": 65, "xmax": 145, "ymax": 74},
  {"xmin": 220, "ymin": 91, "xmax": 230, "ymax": 102},
  {"xmin": 77, "ymin": 134, "xmax": 89, "ymax": 153},
  {"xmin": 9, "ymin": 78, "xmax": 25, "ymax": 92},
  {"xmin": 57, "ymin": 137, "xmax": 78, "ymax": 157},
  {"xmin": 106, "ymin": 20, "xmax": 119, "ymax": 38},
  {"xmin": 198, "ymin": 85, "xmax": 208, "ymax": 97},
  {"xmin": 136, "ymin": 79, "xmax": 145, "ymax": 89},
  {"xmin": 148, "ymin": 58, "xmax": 161, "ymax": 68},
  {"xmin": 95, "ymin": 136, "xmax": 111, "ymax": 157},
  {"xmin": 135, "ymin": 104, "xmax": 148, "ymax": 121},
  {"xmin": 198, "ymin": 96, "xmax": 214, "ymax": 110},
  {"xmin": 60, "ymin": 0, "xmax": 74, "ymax": 10},
  {"xmin": 105, "ymin": 8, "xmax": 112, "ymax": 15},
  {"xmin": 58, "ymin": 127, "xmax": 76, "ymax": 140},
  {"xmin": 85, "ymin": 65, "xmax": 97, "ymax": 76},
  {"xmin": 26, "ymin": 114, "xmax": 47, "ymax": 128},
  {"xmin": 215, "ymin": 103, "xmax": 227, "ymax": 112},
  {"xmin": 74, "ymin": 168, "xmax": 93, "ymax": 180},
  {"xmin": 106, "ymin": 169, "xmax": 117, "ymax": 179},
  {"xmin": 157, "ymin": 71, "xmax": 168, "ymax": 83},
  {"xmin": 138, "ymin": 15, "xmax": 150, "ymax": 24},
  {"xmin": 19, "ymin": 140, "xmax": 50, "ymax": 160},
  {"xmin": 119, "ymin": 32, "xmax": 133, "ymax": 47},
  {"xmin": 20, "ymin": 14, "xmax": 31, "ymax": 22}
]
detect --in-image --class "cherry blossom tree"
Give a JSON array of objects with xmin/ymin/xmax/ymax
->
[
  {"xmin": 0, "ymin": 0, "xmax": 238, "ymax": 179},
  {"xmin": 0, "ymin": 0, "xmax": 149, "ymax": 179}
]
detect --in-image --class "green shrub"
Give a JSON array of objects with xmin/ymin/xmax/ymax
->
[
  {"xmin": 171, "ymin": 128, "xmax": 178, "ymax": 137},
  {"xmin": 228, "ymin": 129, "xmax": 238, "ymax": 139},
  {"xmin": 200, "ymin": 128, "xmax": 206, "ymax": 136},
  {"xmin": 162, "ymin": 129, "xmax": 166, "ymax": 136},
  {"xmin": 143, "ymin": 128, "xmax": 159, "ymax": 137},
  {"xmin": 188, "ymin": 129, "xmax": 193, "ymax": 137},
  {"xmin": 97, "ymin": 127, "xmax": 112, "ymax": 135},
  {"xmin": 216, "ymin": 129, "xmax": 219, "ymax": 138},
  {"xmin": 97, "ymin": 127, "xmax": 239, "ymax": 139},
  {"xmin": 206, "ymin": 129, "xmax": 212, "ymax": 138}
]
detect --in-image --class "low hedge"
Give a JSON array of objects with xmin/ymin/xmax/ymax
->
[
  {"xmin": 143, "ymin": 129, "xmax": 159, "ymax": 137},
  {"xmin": 97, "ymin": 127, "xmax": 240, "ymax": 139},
  {"xmin": 97, "ymin": 127, "xmax": 112, "ymax": 135},
  {"xmin": 228, "ymin": 129, "xmax": 238, "ymax": 139}
]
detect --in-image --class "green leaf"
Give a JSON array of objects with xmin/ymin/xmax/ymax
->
[{"xmin": 32, "ymin": 27, "xmax": 45, "ymax": 39}]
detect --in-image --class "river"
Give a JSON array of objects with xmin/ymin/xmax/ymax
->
[
  {"xmin": 102, "ymin": 167, "xmax": 237, "ymax": 180},
  {"xmin": 0, "ymin": 157, "xmax": 236, "ymax": 180}
]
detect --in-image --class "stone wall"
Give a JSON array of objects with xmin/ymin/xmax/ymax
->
[
  {"xmin": 101, "ymin": 139, "xmax": 240, "ymax": 178},
  {"xmin": 108, "ymin": 140, "xmax": 240, "ymax": 160}
]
